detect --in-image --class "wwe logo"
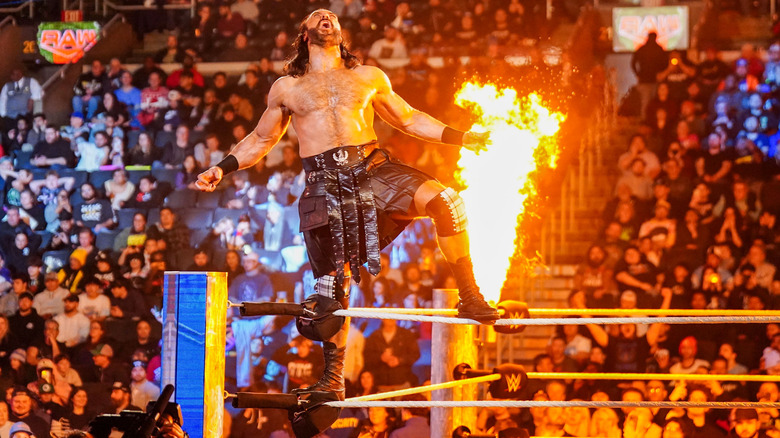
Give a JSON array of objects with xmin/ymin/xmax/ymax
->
[
  {"xmin": 505, "ymin": 373, "xmax": 523, "ymax": 393},
  {"xmin": 507, "ymin": 312, "xmax": 523, "ymax": 330},
  {"xmin": 333, "ymin": 150, "xmax": 349, "ymax": 166}
]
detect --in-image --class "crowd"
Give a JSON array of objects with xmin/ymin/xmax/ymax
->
[
  {"xmin": 0, "ymin": 0, "xmax": 567, "ymax": 437},
  {"xmin": 2, "ymin": 0, "xmax": 780, "ymax": 438},
  {"xmin": 496, "ymin": 37, "xmax": 780, "ymax": 438}
]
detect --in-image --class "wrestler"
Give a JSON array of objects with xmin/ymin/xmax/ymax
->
[{"xmin": 196, "ymin": 9, "xmax": 499, "ymax": 400}]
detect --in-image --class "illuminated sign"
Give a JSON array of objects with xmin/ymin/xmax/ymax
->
[
  {"xmin": 37, "ymin": 21, "xmax": 101, "ymax": 64},
  {"xmin": 612, "ymin": 6, "xmax": 689, "ymax": 52}
]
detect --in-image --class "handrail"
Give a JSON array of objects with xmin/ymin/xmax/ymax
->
[
  {"xmin": 102, "ymin": 0, "xmax": 195, "ymax": 18},
  {"xmin": 0, "ymin": 0, "xmax": 34, "ymax": 18},
  {"xmin": 0, "ymin": 15, "xmax": 16, "ymax": 30},
  {"xmin": 41, "ymin": 13, "xmax": 126, "ymax": 91}
]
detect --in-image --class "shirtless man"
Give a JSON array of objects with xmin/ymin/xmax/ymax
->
[{"xmin": 197, "ymin": 9, "xmax": 498, "ymax": 400}]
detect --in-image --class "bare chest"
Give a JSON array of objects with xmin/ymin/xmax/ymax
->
[{"xmin": 285, "ymin": 71, "xmax": 374, "ymax": 116}]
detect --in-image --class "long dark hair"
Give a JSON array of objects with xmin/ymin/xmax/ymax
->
[{"xmin": 284, "ymin": 16, "xmax": 361, "ymax": 77}]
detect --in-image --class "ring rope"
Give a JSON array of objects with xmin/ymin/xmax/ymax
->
[
  {"xmin": 325, "ymin": 400, "xmax": 780, "ymax": 409},
  {"xmin": 335, "ymin": 310, "xmax": 780, "ymax": 325},
  {"xmin": 350, "ymin": 374, "xmax": 501, "ymax": 402},
  {"xmin": 349, "ymin": 307, "xmax": 780, "ymax": 317},
  {"xmin": 527, "ymin": 372, "xmax": 780, "ymax": 382}
]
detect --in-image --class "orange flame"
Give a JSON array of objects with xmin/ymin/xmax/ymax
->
[{"xmin": 454, "ymin": 82, "xmax": 565, "ymax": 303}]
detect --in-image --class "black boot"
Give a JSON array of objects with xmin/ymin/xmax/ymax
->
[
  {"xmin": 292, "ymin": 328, "xmax": 347, "ymax": 401},
  {"xmin": 450, "ymin": 256, "xmax": 500, "ymax": 322}
]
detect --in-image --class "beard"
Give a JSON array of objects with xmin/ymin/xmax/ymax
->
[{"xmin": 307, "ymin": 26, "xmax": 341, "ymax": 48}]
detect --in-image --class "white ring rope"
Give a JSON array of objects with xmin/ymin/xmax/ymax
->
[
  {"xmin": 326, "ymin": 400, "xmax": 780, "ymax": 409},
  {"xmin": 334, "ymin": 310, "xmax": 780, "ymax": 325}
]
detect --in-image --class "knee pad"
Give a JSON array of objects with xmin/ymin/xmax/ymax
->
[
  {"xmin": 314, "ymin": 275, "xmax": 350, "ymax": 302},
  {"xmin": 296, "ymin": 294, "xmax": 345, "ymax": 342},
  {"xmin": 425, "ymin": 187, "xmax": 468, "ymax": 237}
]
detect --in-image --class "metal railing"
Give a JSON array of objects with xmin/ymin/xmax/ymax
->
[
  {"xmin": 540, "ymin": 67, "xmax": 617, "ymax": 267},
  {"xmin": 41, "ymin": 12, "xmax": 126, "ymax": 90},
  {"xmin": 0, "ymin": 0, "xmax": 35, "ymax": 18},
  {"xmin": 0, "ymin": 15, "xmax": 16, "ymax": 29},
  {"xmin": 102, "ymin": 0, "xmax": 195, "ymax": 18}
]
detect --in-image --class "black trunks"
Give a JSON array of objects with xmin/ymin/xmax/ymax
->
[{"xmin": 299, "ymin": 143, "xmax": 435, "ymax": 282}]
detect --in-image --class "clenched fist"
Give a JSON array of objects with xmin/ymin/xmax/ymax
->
[
  {"xmin": 196, "ymin": 167, "xmax": 223, "ymax": 192},
  {"xmin": 462, "ymin": 130, "xmax": 491, "ymax": 153}
]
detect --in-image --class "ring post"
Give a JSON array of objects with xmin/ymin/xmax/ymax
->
[
  {"xmin": 431, "ymin": 289, "xmax": 478, "ymax": 438},
  {"xmin": 162, "ymin": 272, "xmax": 227, "ymax": 438}
]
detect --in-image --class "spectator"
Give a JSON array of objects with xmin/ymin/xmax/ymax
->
[
  {"xmin": 631, "ymin": 33, "xmax": 668, "ymax": 118},
  {"xmin": 216, "ymin": 2, "xmax": 246, "ymax": 40},
  {"xmin": 74, "ymin": 183, "xmax": 115, "ymax": 233},
  {"xmin": 32, "ymin": 273, "xmax": 67, "ymax": 319},
  {"xmin": 59, "ymin": 112, "xmax": 89, "ymax": 148},
  {"xmin": 123, "ymin": 176, "xmax": 165, "ymax": 209},
  {"xmin": 670, "ymin": 336, "xmax": 711, "ymax": 374},
  {"xmin": 31, "ymin": 126, "xmax": 74, "ymax": 169},
  {"xmin": 218, "ymin": 34, "xmax": 258, "ymax": 62},
  {"xmin": 83, "ymin": 343, "xmax": 125, "ymax": 388},
  {"xmin": 53, "ymin": 294, "xmax": 90, "ymax": 349},
  {"xmin": 363, "ymin": 319, "xmax": 420, "ymax": 389},
  {"xmin": 120, "ymin": 320, "xmax": 159, "ymax": 365},
  {"xmin": 107, "ymin": 279, "xmax": 146, "ymax": 321},
  {"xmin": 267, "ymin": 30, "xmax": 292, "ymax": 62},
  {"xmin": 0, "ymin": 69, "xmax": 43, "ymax": 130},
  {"xmin": 72, "ymin": 60, "xmax": 110, "ymax": 120},
  {"xmin": 8, "ymin": 389, "xmax": 49, "ymax": 438},
  {"xmin": 615, "ymin": 159, "xmax": 654, "ymax": 201},
  {"xmin": 158, "ymin": 126, "xmax": 194, "ymax": 169},
  {"xmin": 9, "ymin": 292, "xmax": 43, "ymax": 349},
  {"xmin": 154, "ymin": 35, "xmax": 187, "ymax": 65},
  {"xmin": 108, "ymin": 381, "xmax": 141, "ymax": 414},
  {"xmin": 138, "ymin": 72, "xmax": 168, "ymax": 129},
  {"xmin": 620, "ymin": 136, "xmax": 662, "ymax": 180},
  {"xmin": 147, "ymin": 207, "xmax": 190, "ymax": 254},
  {"xmin": 368, "ymin": 25, "xmax": 408, "ymax": 59},
  {"xmin": 126, "ymin": 132, "xmax": 160, "ymax": 166},
  {"xmin": 104, "ymin": 169, "xmax": 135, "ymax": 212},
  {"xmin": 74, "ymin": 132, "xmax": 109, "ymax": 172},
  {"xmin": 63, "ymin": 387, "xmax": 92, "ymax": 431},
  {"xmin": 78, "ymin": 277, "xmax": 110, "ymax": 321},
  {"xmin": 129, "ymin": 359, "xmax": 159, "ymax": 413},
  {"xmin": 0, "ymin": 274, "xmax": 29, "ymax": 317},
  {"xmin": 547, "ymin": 335, "xmax": 579, "ymax": 372},
  {"xmin": 175, "ymin": 155, "xmax": 201, "ymax": 191}
]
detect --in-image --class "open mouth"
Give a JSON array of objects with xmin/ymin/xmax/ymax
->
[{"xmin": 319, "ymin": 20, "xmax": 332, "ymax": 29}]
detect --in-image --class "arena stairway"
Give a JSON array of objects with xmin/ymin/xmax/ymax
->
[{"xmin": 490, "ymin": 115, "xmax": 641, "ymax": 370}]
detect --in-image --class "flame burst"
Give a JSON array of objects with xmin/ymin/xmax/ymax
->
[{"xmin": 454, "ymin": 82, "xmax": 565, "ymax": 303}]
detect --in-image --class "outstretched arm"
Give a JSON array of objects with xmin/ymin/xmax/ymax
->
[
  {"xmin": 369, "ymin": 66, "xmax": 487, "ymax": 152},
  {"xmin": 196, "ymin": 78, "xmax": 292, "ymax": 191}
]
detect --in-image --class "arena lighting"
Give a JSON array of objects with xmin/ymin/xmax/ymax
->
[{"xmin": 454, "ymin": 82, "xmax": 564, "ymax": 303}]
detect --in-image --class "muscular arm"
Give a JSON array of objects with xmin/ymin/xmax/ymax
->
[
  {"xmin": 230, "ymin": 78, "xmax": 292, "ymax": 169},
  {"xmin": 370, "ymin": 66, "xmax": 451, "ymax": 144}
]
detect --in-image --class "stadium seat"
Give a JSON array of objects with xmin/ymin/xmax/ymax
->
[
  {"xmin": 128, "ymin": 170, "xmax": 148, "ymax": 185},
  {"xmin": 69, "ymin": 190, "xmax": 84, "ymax": 207},
  {"xmin": 35, "ymin": 231, "xmax": 53, "ymax": 250},
  {"xmin": 154, "ymin": 131, "xmax": 174, "ymax": 148},
  {"xmin": 148, "ymin": 208, "xmax": 160, "ymax": 224},
  {"xmin": 88, "ymin": 170, "xmax": 114, "ymax": 189},
  {"xmin": 151, "ymin": 168, "xmax": 180, "ymax": 186},
  {"xmin": 164, "ymin": 190, "xmax": 198, "ymax": 209},
  {"xmin": 178, "ymin": 208, "xmax": 214, "ymax": 229},
  {"xmin": 96, "ymin": 229, "xmax": 121, "ymax": 251},
  {"xmin": 189, "ymin": 228, "xmax": 210, "ymax": 247},
  {"xmin": 196, "ymin": 190, "xmax": 222, "ymax": 209},
  {"xmin": 117, "ymin": 208, "xmax": 148, "ymax": 229},
  {"xmin": 214, "ymin": 208, "xmax": 247, "ymax": 225},
  {"xmin": 42, "ymin": 250, "xmax": 70, "ymax": 273},
  {"xmin": 59, "ymin": 169, "xmax": 88, "ymax": 188},
  {"xmin": 14, "ymin": 151, "xmax": 32, "ymax": 169},
  {"xmin": 126, "ymin": 130, "xmax": 140, "ymax": 149}
]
